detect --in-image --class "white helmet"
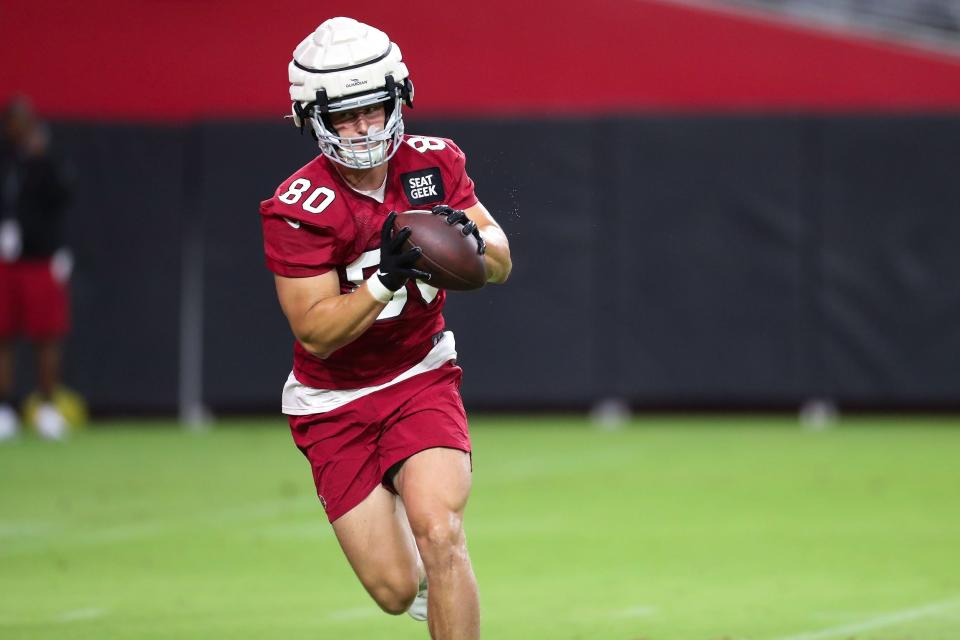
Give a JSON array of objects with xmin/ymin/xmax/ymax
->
[{"xmin": 289, "ymin": 17, "xmax": 414, "ymax": 169}]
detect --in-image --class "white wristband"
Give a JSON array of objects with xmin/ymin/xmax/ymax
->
[{"xmin": 366, "ymin": 273, "xmax": 395, "ymax": 304}]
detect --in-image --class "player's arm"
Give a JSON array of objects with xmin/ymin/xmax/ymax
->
[
  {"xmin": 274, "ymin": 270, "xmax": 387, "ymax": 359},
  {"xmin": 431, "ymin": 203, "xmax": 511, "ymax": 284},
  {"xmin": 274, "ymin": 213, "xmax": 427, "ymax": 359},
  {"xmin": 463, "ymin": 201, "xmax": 511, "ymax": 284}
]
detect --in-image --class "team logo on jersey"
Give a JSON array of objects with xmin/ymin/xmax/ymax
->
[{"xmin": 401, "ymin": 167, "xmax": 445, "ymax": 206}]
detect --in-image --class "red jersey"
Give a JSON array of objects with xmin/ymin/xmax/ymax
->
[{"xmin": 260, "ymin": 135, "xmax": 478, "ymax": 390}]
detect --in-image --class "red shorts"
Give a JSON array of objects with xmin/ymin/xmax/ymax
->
[
  {"xmin": 0, "ymin": 260, "xmax": 71, "ymax": 340},
  {"xmin": 288, "ymin": 363, "xmax": 470, "ymax": 523}
]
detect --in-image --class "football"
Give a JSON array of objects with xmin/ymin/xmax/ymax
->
[{"xmin": 394, "ymin": 210, "xmax": 487, "ymax": 290}]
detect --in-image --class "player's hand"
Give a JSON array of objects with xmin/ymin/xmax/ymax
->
[
  {"xmin": 378, "ymin": 211, "xmax": 431, "ymax": 291},
  {"xmin": 431, "ymin": 204, "xmax": 486, "ymax": 255}
]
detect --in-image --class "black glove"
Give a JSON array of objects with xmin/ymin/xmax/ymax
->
[
  {"xmin": 378, "ymin": 211, "xmax": 431, "ymax": 291},
  {"xmin": 431, "ymin": 204, "xmax": 486, "ymax": 255}
]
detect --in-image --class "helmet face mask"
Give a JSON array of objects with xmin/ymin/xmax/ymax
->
[
  {"xmin": 288, "ymin": 18, "xmax": 414, "ymax": 170},
  {"xmin": 307, "ymin": 89, "xmax": 406, "ymax": 170}
]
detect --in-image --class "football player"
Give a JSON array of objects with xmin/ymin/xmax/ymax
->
[
  {"xmin": 0, "ymin": 97, "xmax": 74, "ymax": 441},
  {"xmin": 259, "ymin": 17, "xmax": 511, "ymax": 640}
]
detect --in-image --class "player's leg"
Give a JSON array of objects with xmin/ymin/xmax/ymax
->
[
  {"xmin": 35, "ymin": 340, "xmax": 61, "ymax": 397},
  {"xmin": 31, "ymin": 340, "xmax": 66, "ymax": 438},
  {"xmin": 0, "ymin": 340, "xmax": 17, "ymax": 440},
  {"xmin": 395, "ymin": 447, "xmax": 479, "ymax": 640},
  {"xmin": 0, "ymin": 339, "xmax": 13, "ymax": 401},
  {"xmin": 0, "ymin": 262, "xmax": 20, "ymax": 439},
  {"xmin": 0, "ymin": 261, "xmax": 17, "ymax": 402},
  {"xmin": 331, "ymin": 484, "xmax": 421, "ymax": 614},
  {"xmin": 23, "ymin": 259, "xmax": 70, "ymax": 438},
  {"xmin": 375, "ymin": 362, "xmax": 477, "ymax": 636},
  {"xmin": 290, "ymin": 406, "xmax": 422, "ymax": 616},
  {"xmin": 27, "ymin": 258, "xmax": 69, "ymax": 399}
]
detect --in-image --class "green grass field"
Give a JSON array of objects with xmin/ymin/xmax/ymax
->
[{"xmin": 2, "ymin": 415, "xmax": 959, "ymax": 639}]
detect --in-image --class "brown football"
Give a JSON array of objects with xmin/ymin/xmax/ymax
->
[{"xmin": 394, "ymin": 210, "xmax": 487, "ymax": 291}]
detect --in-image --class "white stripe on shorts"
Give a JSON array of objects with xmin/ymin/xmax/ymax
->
[{"xmin": 281, "ymin": 331, "xmax": 457, "ymax": 415}]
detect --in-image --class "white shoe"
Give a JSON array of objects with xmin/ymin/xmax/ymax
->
[
  {"xmin": 407, "ymin": 575, "xmax": 428, "ymax": 621},
  {"xmin": 35, "ymin": 403, "xmax": 68, "ymax": 440},
  {"xmin": 0, "ymin": 404, "xmax": 19, "ymax": 441}
]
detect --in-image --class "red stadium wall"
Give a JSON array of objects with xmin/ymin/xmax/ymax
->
[{"xmin": 3, "ymin": 0, "xmax": 960, "ymax": 121}]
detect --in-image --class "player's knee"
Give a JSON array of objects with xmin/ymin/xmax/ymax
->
[
  {"xmin": 368, "ymin": 578, "xmax": 418, "ymax": 615},
  {"xmin": 413, "ymin": 513, "xmax": 466, "ymax": 563}
]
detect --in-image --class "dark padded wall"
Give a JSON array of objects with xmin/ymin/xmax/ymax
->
[
  {"xmin": 24, "ymin": 116, "xmax": 960, "ymax": 412},
  {"xmin": 612, "ymin": 117, "xmax": 806, "ymax": 404},
  {"xmin": 817, "ymin": 117, "xmax": 960, "ymax": 403}
]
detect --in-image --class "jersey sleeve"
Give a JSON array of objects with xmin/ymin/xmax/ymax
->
[
  {"xmin": 260, "ymin": 198, "xmax": 343, "ymax": 277},
  {"xmin": 444, "ymin": 140, "xmax": 479, "ymax": 211}
]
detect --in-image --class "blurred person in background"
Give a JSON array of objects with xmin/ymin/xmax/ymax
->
[
  {"xmin": 262, "ymin": 17, "xmax": 511, "ymax": 640},
  {"xmin": 0, "ymin": 96, "xmax": 74, "ymax": 440}
]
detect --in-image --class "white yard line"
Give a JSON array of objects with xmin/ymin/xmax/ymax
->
[
  {"xmin": 615, "ymin": 605, "xmax": 658, "ymax": 618},
  {"xmin": 0, "ymin": 521, "xmax": 54, "ymax": 538},
  {"xmin": 0, "ymin": 522, "xmax": 164, "ymax": 557},
  {"xmin": 774, "ymin": 597, "xmax": 960, "ymax": 640},
  {"xmin": 0, "ymin": 495, "xmax": 318, "ymax": 557},
  {"xmin": 0, "ymin": 607, "xmax": 109, "ymax": 627},
  {"xmin": 54, "ymin": 607, "xmax": 109, "ymax": 623}
]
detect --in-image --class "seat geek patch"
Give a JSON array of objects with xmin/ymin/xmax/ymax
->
[{"xmin": 401, "ymin": 168, "xmax": 445, "ymax": 207}]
